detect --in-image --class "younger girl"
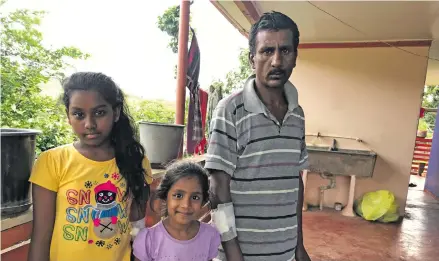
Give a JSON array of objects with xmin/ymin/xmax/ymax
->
[
  {"xmin": 133, "ymin": 161, "xmax": 220, "ymax": 261},
  {"xmin": 28, "ymin": 72, "xmax": 152, "ymax": 261}
]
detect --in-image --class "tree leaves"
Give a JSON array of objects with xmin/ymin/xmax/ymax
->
[
  {"xmin": 221, "ymin": 48, "xmax": 252, "ymax": 95},
  {"xmin": 1, "ymin": 2, "xmax": 192, "ymax": 155},
  {"xmin": 128, "ymin": 99, "xmax": 176, "ymax": 124},
  {"xmin": 422, "ymin": 85, "xmax": 439, "ymax": 131},
  {"xmin": 157, "ymin": 5, "xmax": 194, "ymax": 55},
  {"xmin": 1, "ymin": 3, "xmax": 88, "ymax": 153},
  {"xmin": 157, "ymin": 5, "xmax": 181, "ymax": 54}
]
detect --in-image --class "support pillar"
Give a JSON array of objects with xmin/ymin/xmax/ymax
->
[
  {"xmin": 302, "ymin": 169, "xmax": 308, "ymax": 212},
  {"xmin": 175, "ymin": 0, "xmax": 190, "ymax": 158},
  {"xmin": 341, "ymin": 175, "xmax": 357, "ymax": 217}
]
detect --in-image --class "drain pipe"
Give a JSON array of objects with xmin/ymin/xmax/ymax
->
[{"xmin": 319, "ymin": 172, "xmax": 336, "ymax": 211}]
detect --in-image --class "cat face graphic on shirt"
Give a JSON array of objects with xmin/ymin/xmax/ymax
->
[{"xmin": 96, "ymin": 190, "xmax": 116, "ymax": 204}]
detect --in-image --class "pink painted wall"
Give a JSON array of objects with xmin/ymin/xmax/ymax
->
[{"xmin": 291, "ymin": 46, "xmax": 430, "ymax": 214}]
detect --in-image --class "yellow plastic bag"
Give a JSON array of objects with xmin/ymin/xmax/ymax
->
[
  {"xmin": 377, "ymin": 200, "xmax": 399, "ymax": 223},
  {"xmin": 354, "ymin": 190, "xmax": 399, "ymax": 223}
]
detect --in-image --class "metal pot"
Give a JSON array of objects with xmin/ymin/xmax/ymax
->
[
  {"xmin": 138, "ymin": 122, "xmax": 185, "ymax": 165},
  {"xmin": 1, "ymin": 128, "xmax": 41, "ymax": 217}
]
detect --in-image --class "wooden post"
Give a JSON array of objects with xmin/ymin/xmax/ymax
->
[{"xmin": 175, "ymin": 0, "xmax": 190, "ymax": 158}]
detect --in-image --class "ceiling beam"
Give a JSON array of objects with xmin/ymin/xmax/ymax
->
[
  {"xmin": 298, "ymin": 40, "xmax": 432, "ymax": 49},
  {"xmin": 210, "ymin": 0, "xmax": 249, "ymax": 37},
  {"xmin": 233, "ymin": 0, "xmax": 260, "ymax": 25}
]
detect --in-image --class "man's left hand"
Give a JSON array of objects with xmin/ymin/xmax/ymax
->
[{"xmin": 295, "ymin": 245, "xmax": 311, "ymax": 261}]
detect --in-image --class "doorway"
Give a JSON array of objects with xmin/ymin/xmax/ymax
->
[{"xmin": 409, "ymin": 85, "xmax": 437, "ymax": 191}]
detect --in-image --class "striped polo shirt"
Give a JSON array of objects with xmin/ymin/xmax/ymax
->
[{"xmin": 205, "ymin": 75, "xmax": 309, "ymax": 261}]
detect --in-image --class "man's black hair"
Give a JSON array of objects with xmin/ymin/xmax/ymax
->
[{"xmin": 249, "ymin": 11, "xmax": 300, "ymax": 55}]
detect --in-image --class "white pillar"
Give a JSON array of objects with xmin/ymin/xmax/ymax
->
[
  {"xmin": 302, "ymin": 169, "xmax": 308, "ymax": 212},
  {"xmin": 341, "ymin": 175, "xmax": 356, "ymax": 217}
]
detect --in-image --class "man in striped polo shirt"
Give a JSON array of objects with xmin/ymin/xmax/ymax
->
[{"xmin": 206, "ymin": 11, "xmax": 311, "ymax": 261}]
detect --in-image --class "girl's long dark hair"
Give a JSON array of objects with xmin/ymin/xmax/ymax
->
[{"xmin": 62, "ymin": 72, "xmax": 149, "ymax": 206}]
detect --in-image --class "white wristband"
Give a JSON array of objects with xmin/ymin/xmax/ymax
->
[
  {"xmin": 130, "ymin": 219, "xmax": 146, "ymax": 238},
  {"xmin": 211, "ymin": 202, "xmax": 238, "ymax": 242}
]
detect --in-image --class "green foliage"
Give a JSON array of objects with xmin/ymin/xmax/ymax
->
[
  {"xmin": 207, "ymin": 48, "xmax": 252, "ymax": 97},
  {"xmin": 204, "ymin": 49, "xmax": 252, "ymax": 137},
  {"xmin": 157, "ymin": 5, "xmax": 181, "ymax": 54},
  {"xmin": 128, "ymin": 99, "xmax": 175, "ymax": 124},
  {"xmin": 222, "ymin": 48, "xmax": 252, "ymax": 95},
  {"xmin": 157, "ymin": 4, "xmax": 251, "ymax": 94},
  {"xmin": 418, "ymin": 118, "xmax": 429, "ymax": 131},
  {"xmin": 157, "ymin": 4, "xmax": 194, "ymax": 79},
  {"xmin": 1, "ymin": 2, "xmax": 195, "ymax": 156},
  {"xmin": 157, "ymin": 5, "xmax": 194, "ymax": 54},
  {"xmin": 1, "ymin": 3, "xmax": 88, "ymax": 153},
  {"xmin": 422, "ymin": 85, "xmax": 438, "ymax": 131}
]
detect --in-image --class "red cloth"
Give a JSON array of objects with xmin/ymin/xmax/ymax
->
[
  {"xmin": 195, "ymin": 89, "xmax": 208, "ymax": 154},
  {"xmin": 420, "ymin": 107, "xmax": 425, "ymax": 118}
]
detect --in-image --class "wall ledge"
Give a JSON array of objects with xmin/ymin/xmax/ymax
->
[{"xmin": 1, "ymin": 208, "xmax": 33, "ymax": 232}]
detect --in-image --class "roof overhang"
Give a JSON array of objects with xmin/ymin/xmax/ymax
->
[{"xmin": 210, "ymin": 1, "xmax": 439, "ymax": 85}]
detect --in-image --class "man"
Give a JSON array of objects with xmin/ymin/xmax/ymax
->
[{"xmin": 205, "ymin": 11, "xmax": 311, "ymax": 261}]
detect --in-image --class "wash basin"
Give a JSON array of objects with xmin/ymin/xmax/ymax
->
[{"xmin": 306, "ymin": 145, "xmax": 377, "ymax": 177}]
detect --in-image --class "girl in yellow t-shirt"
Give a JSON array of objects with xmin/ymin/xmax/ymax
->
[{"xmin": 28, "ymin": 72, "xmax": 152, "ymax": 261}]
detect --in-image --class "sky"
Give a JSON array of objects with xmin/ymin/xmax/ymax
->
[{"xmin": 3, "ymin": 0, "xmax": 248, "ymax": 100}]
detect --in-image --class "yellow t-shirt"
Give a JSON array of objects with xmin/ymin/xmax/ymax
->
[{"xmin": 29, "ymin": 144, "xmax": 153, "ymax": 261}]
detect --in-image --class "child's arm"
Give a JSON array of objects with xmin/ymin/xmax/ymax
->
[
  {"xmin": 27, "ymin": 184, "xmax": 57, "ymax": 261},
  {"xmin": 130, "ymin": 156, "xmax": 153, "ymax": 222},
  {"xmin": 129, "ymin": 197, "xmax": 147, "ymax": 222},
  {"xmin": 129, "ymin": 179, "xmax": 150, "ymax": 238}
]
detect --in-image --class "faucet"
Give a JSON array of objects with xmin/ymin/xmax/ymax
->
[{"xmin": 329, "ymin": 139, "xmax": 338, "ymax": 151}]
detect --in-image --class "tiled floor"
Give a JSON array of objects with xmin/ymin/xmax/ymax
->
[
  {"xmin": 409, "ymin": 174, "xmax": 426, "ymax": 191},
  {"xmin": 303, "ymin": 189, "xmax": 439, "ymax": 261}
]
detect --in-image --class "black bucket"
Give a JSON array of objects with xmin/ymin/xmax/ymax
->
[{"xmin": 1, "ymin": 128, "xmax": 41, "ymax": 217}]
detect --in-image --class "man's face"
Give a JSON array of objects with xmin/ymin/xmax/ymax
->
[{"xmin": 250, "ymin": 29, "xmax": 297, "ymax": 89}]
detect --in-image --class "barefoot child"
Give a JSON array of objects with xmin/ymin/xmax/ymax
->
[
  {"xmin": 133, "ymin": 161, "xmax": 221, "ymax": 261},
  {"xmin": 28, "ymin": 72, "xmax": 152, "ymax": 261}
]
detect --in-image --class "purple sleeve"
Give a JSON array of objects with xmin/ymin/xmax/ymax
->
[
  {"xmin": 133, "ymin": 228, "xmax": 151, "ymax": 261},
  {"xmin": 208, "ymin": 228, "xmax": 221, "ymax": 260}
]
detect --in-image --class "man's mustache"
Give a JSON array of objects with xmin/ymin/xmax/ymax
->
[{"xmin": 268, "ymin": 69, "xmax": 285, "ymax": 75}]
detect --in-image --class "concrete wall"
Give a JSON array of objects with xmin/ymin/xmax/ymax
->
[
  {"xmin": 425, "ymin": 108, "xmax": 439, "ymax": 198},
  {"xmin": 291, "ymin": 46, "xmax": 430, "ymax": 214}
]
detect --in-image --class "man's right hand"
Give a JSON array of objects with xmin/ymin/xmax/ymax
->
[
  {"xmin": 209, "ymin": 170, "xmax": 244, "ymax": 261},
  {"xmin": 222, "ymin": 238, "xmax": 245, "ymax": 261}
]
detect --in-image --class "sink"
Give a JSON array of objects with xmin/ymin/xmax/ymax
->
[{"xmin": 306, "ymin": 145, "xmax": 377, "ymax": 177}]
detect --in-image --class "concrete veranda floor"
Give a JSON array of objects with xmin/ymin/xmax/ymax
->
[{"xmin": 302, "ymin": 188, "xmax": 439, "ymax": 261}]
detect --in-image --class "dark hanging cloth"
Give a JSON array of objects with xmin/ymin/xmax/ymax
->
[{"xmin": 186, "ymin": 27, "xmax": 203, "ymax": 154}]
